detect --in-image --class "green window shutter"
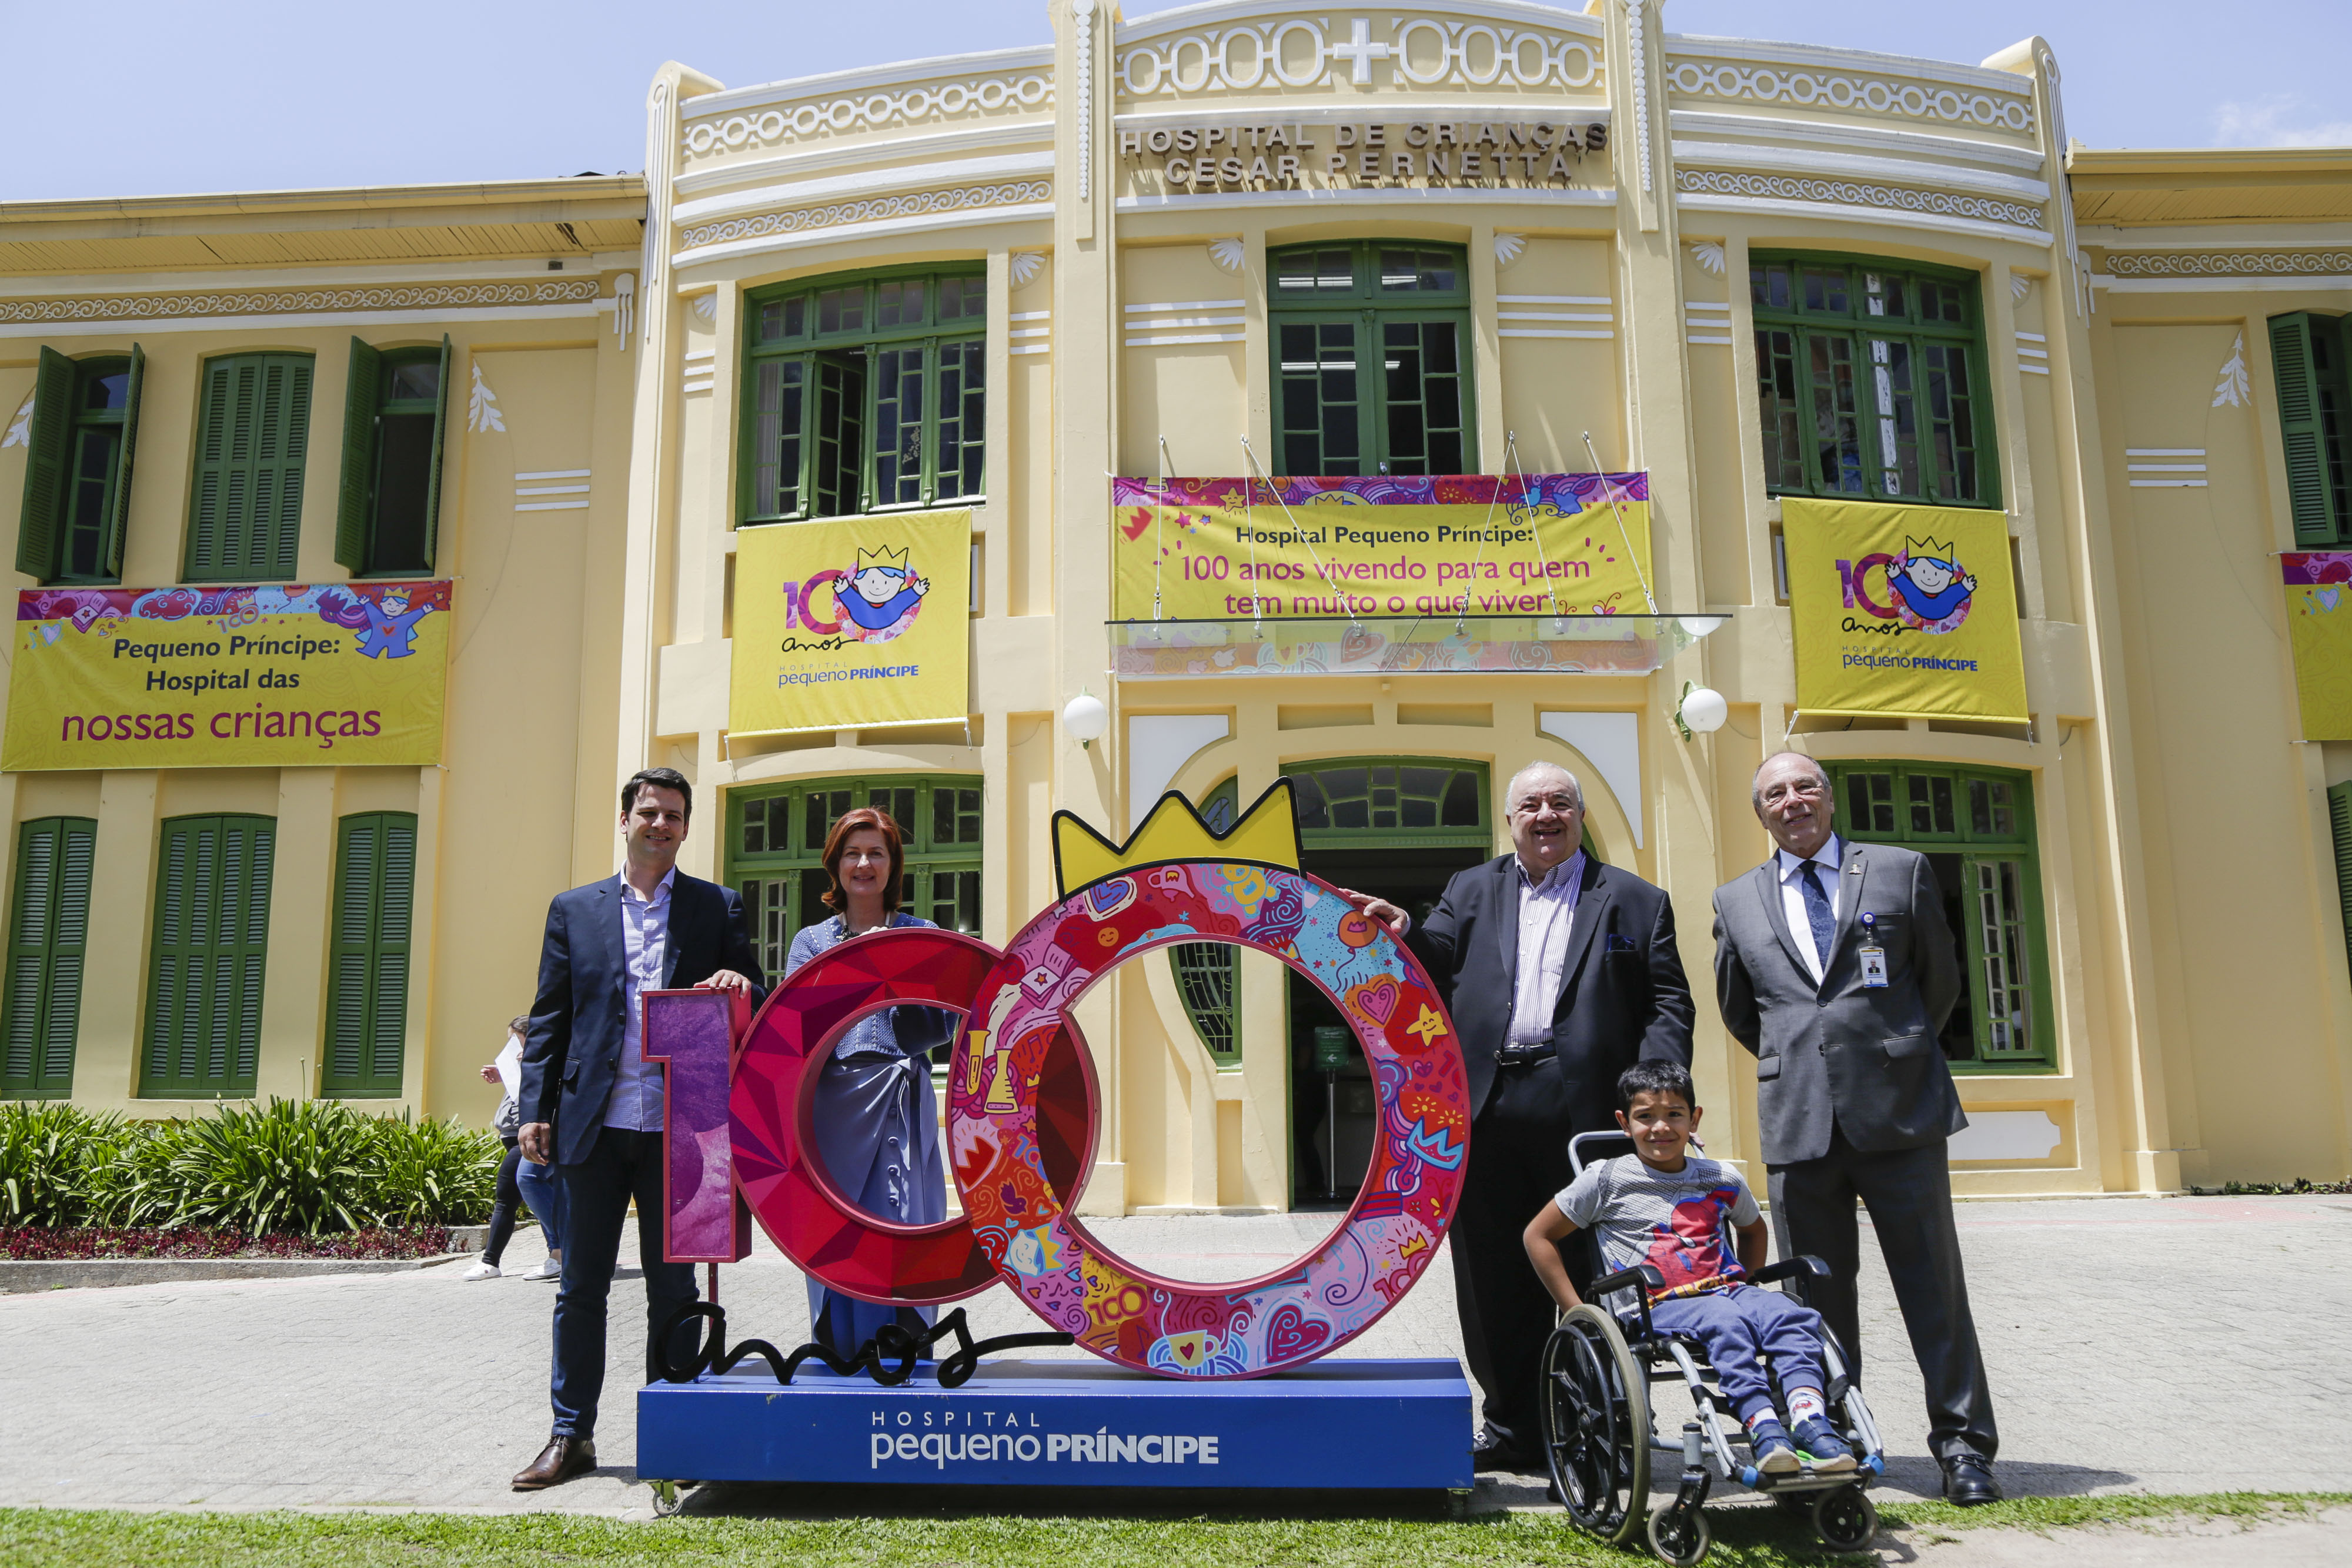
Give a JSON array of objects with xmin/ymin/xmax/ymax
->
[
  {"xmin": 3, "ymin": 816, "xmax": 93, "ymax": 1096},
  {"xmin": 323, "ymin": 812, "xmax": 416, "ymax": 1096},
  {"xmin": 102, "ymin": 344, "xmax": 143, "ymax": 578},
  {"xmin": 2270, "ymin": 313, "xmax": 2348, "ymax": 546},
  {"xmin": 334, "ymin": 338, "xmax": 382, "ymax": 572},
  {"xmin": 419, "ymin": 336, "xmax": 452, "ymax": 571},
  {"xmin": 14, "ymin": 346, "xmax": 75, "ymax": 579},
  {"xmin": 2329, "ymin": 783, "xmax": 2352, "ymax": 979},
  {"xmin": 188, "ymin": 355, "xmax": 313, "ymax": 581},
  {"xmin": 141, "ymin": 815, "xmax": 273, "ymax": 1098}
]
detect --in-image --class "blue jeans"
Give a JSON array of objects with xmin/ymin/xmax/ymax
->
[
  {"xmin": 1649, "ymin": 1285, "xmax": 1831, "ymax": 1426},
  {"xmin": 549, "ymin": 1126, "xmax": 700, "ymax": 1439},
  {"xmin": 517, "ymin": 1150, "xmax": 567, "ymax": 1253}
]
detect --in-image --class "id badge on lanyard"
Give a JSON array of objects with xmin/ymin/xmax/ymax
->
[{"xmin": 1858, "ymin": 910, "xmax": 1889, "ymax": 988}]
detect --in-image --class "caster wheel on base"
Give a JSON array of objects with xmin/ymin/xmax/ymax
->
[
  {"xmin": 1647, "ymin": 1502, "xmax": 1712, "ymax": 1566},
  {"xmin": 1813, "ymin": 1487, "xmax": 1877, "ymax": 1552}
]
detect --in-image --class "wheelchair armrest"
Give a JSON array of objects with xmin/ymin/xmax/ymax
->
[
  {"xmin": 1586, "ymin": 1263, "xmax": 1666, "ymax": 1338},
  {"xmin": 1746, "ymin": 1255, "xmax": 1832, "ymax": 1287}
]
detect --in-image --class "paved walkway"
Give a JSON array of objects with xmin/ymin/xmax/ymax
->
[{"xmin": 1, "ymin": 1193, "xmax": 2347, "ymax": 1517}]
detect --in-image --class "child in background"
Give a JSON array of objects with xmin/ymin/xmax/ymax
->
[{"xmin": 1522, "ymin": 1060, "xmax": 1856, "ymax": 1474}]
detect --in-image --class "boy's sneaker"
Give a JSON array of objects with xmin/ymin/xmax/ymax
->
[
  {"xmin": 1793, "ymin": 1417, "xmax": 1858, "ymax": 1472},
  {"xmin": 1748, "ymin": 1419, "xmax": 1801, "ymax": 1475},
  {"xmin": 530, "ymin": 1257, "xmax": 562, "ymax": 1281},
  {"xmin": 461, "ymin": 1260, "xmax": 501, "ymax": 1282}
]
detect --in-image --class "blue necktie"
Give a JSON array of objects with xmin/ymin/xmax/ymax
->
[{"xmin": 1798, "ymin": 860, "xmax": 1836, "ymax": 971}]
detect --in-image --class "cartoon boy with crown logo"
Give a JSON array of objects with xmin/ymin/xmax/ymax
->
[
  {"xmin": 839, "ymin": 543, "xmax": 928, "ymax": 639},
  {"xmin": 1887, "ymin": 536, "xmax": 1976, "ymax": 629}
]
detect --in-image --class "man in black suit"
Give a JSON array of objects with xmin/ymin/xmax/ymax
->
[
  {"xmin": 510, "ymin": 767, "xmax": 764, "ymax": 1490},
  {"xmin": 1713, "ymin": 750, "xmax": 1999, "ymax": 1505},
  {"xmin": 1353, "ymin": 760, "xmax": 1694, "ymax": 1470}
]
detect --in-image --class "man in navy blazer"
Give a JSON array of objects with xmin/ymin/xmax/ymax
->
[
  {"xmin": 1354, "ymin": 761, "xmax": 1693, "ymax": 1472},
  {"xmin": 510, "ymin": 767, "xmax": 763, "ymax": 1491}
]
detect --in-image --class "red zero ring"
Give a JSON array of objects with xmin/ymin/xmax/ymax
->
[{"xmin": 729, "ymin": 928, "xmax": 1092, "ymax": 1304}]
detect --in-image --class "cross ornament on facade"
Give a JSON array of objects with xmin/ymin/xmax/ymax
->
[{"xmin": 1327, "ymin": 18, "xmax": 1392, "ymax": 83}]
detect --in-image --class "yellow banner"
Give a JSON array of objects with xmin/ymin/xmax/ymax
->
[
  {"xmin": 729, "ymin": 510, "xmax": 971, "ymax": 737},
  {"xmin": 1782, "ymin": 498, "xmax": 2027, "ymax": 724},
  {"xmin": 3, "ymin": 581, "xmax": 450, "ymax": 771},
  {"xmin": 1110, "ymin": 474, "xmax": 1653, "ymax": 620},
  {"xmin": 2284, "ymin": 554, "xmax": 2352, "ymax": 741}
]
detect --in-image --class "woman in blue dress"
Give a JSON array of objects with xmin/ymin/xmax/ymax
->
[{"xmin": 782, "ymin": 806, "xmax": 955, "ymax": 1358}]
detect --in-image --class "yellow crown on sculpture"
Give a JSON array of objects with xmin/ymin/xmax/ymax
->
[
  {"xmin": 1902, "ymin": 535, "xmax": 1955, "ymax": 562},
  {"xmin": 856, "ymin": 544, "xmax": 910, "ymax": 571},
  {"xmin": 1051, "ymin": 779, "xmax": 1303, "ymax": 897}
]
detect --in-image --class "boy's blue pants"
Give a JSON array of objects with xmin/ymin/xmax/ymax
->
[{"xmin": 1648, "ymin": 1285, "xmax": 1831, "ymax": 1425}]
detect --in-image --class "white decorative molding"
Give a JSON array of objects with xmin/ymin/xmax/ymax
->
[
  {"xmin": 2212, "ymin": 333, "xmax": 2251, "ymax": 409},
  {"xmin": 1208, "ymin": 237, "xmax": 1246, "ymax": 273},
  {"xmin": 2107, "ymin": 250, "xmax": 2352, "ymax": 277},
  {"xmin": 1493, "ymin": 232, "xmax": 1525, "ymax": 268},
  {"xmin": 1075, "ymin": 0, "xmax": 1097, "ymax": 203},
  {"xmin": 2, "ymin": 391, "xmax": 32, "ymax": 449},
  {"xmin": 1537, "ymin": 711, "xmax": 1643, "ymax": 848},
  {"xmin": 1675, "ymin": 169, "xmax": 2042, "ymax": 231},
  {"xmin": 1496, "ymin": 292, "xmax": 1613, "ymax": 340},
  {"xmin": 1125, "ymin": 714, "xmax": 1231, "ymax": 832},
  {"xmin": 1125, "ymin": 297, "xmax": 1246, "ymax": 348},
  {"xmin": 515, "ymin": 468, "xmax": 590, "ymax": 513},
  {"xmin": 644, "ymin": 80, "xmax": 671, "ymax": 345},
  {"xmin": 2014, "ymin": 329, "xmax": 2049, "ymax": 375},
  {"xmin": 1008, "ymin": 308, "xmax": 1053, "ymax": 356},
  {"xmin": 0, "ymin": 279, "xmax": 596, "ymax": 326},
  {"xmin": 1946, "ymin": 1109, "xmax": 2062, "ymax": 1163},
  {"xmin": 613, "ymin": 272, "xmax": 636, "ymax": 341},
  {"xmin": 1628, "ymin": 1, "xmax": 1653, "ymax": 194},
  {"xmin": 1114, "ymin": 15, "xmax": 1603, "ymax": 96},
  {"xmin": 677, "ymin": 182, "xmax": 1054, "ymax": 252},
  {"xmin": 1688, "ymin": 239, "xmax": 1725, "ymax": 276},
  {"xmin": 2033, "ymin": 43, "xmax": 2083, "ymax": 319},
  {"xmin": 2009, "ymin": 272, "xmax": 2031, "ymax": 302},
  {"xmin": 1685, "ymin": 298, "xmax": 1732, "ymax": 346},
  {"xmin": 682, "ymin": 346, "xmax": 717, "ymax": 394},
  {"xmin": 691, "ymin": 293, "xmax": 718, "ymax": 323},
  {"xmin": 2126, "ymin": 447, "xmax": 2206, "ymax": 489},
  {"xmin": 1010, "ymin": 250, "xmax": 1047, "ymax": 286},
  {"xmin": 466, "ymin": 364, "xmax": 505, "ymax": 434},
  {"xmin": 1663, "ymin": 54, "xmax": 2034, "ymax": 133},
  {"xmin": 681, "ymin": 72, "xmax": 1053, "ymax": 159}
]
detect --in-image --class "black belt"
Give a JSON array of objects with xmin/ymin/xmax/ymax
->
[{"xmin": 1494, "ymin": 1043, "xmax": 1556, "ymax": 1068}]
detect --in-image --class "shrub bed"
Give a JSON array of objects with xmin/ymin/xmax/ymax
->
[
  {"xmin": 0, "ymin": 1099, "xmax": 499, "ymax": 1237},
  {"xmin": 1, "ymin": 1224, "xmax": 454, "ymax": 1261}
]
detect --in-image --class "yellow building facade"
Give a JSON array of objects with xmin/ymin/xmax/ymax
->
[{"xmin": 6, "ymin": 2, "xmax": 2350, "ymax": 1207}]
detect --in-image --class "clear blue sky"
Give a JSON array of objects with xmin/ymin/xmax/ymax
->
[{"xmin": 8, "ymin": 1, "xmax": 2346, "ymax": 202}]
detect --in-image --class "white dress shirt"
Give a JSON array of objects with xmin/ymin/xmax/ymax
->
[
  {"xmin": 605, "ymin": 865, "xmax": 676, "ymax": 1132},
  {"xmin": 1506, "ymin": 850, "xmax": 1586, "ymax": 1044},
  {"xmin": 1775, "ymin": 834, "xmax": 1844, "ymax": 986}
]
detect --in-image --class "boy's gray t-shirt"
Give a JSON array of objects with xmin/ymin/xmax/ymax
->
[{"xmin": 1554, "ymin": 1153, "xmax": 1760, "ymax": 1295}]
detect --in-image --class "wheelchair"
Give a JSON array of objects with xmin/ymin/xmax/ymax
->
[{"xmin": 1536, "ymin": 1132, "xmax": 1886, "ymax": 1564}]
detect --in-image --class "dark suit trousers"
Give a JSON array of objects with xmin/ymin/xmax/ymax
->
[
  {"xmin": 1767, "ymin": 1125, "xmax": 1998, "ymax": 1462},
  {"xmin": 1452, "ymin": 1066, "xmax": 1583, "ymax": 1452},
  {"xmin": 550, "ymin": 1125, "xmax": 701, "ymax": 1439}
]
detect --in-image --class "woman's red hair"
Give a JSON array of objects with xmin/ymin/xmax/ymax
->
[{"xmin": 818, "ymin": 807, "xmax": 905, "ymax": 915}]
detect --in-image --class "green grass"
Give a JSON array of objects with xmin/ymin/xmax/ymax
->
[{"xmin": 0, "ymin": 1493, "xmax": 2344, "ymax": 1568}]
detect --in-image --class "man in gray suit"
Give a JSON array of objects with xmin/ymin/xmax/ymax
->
[{"xmin": 1713, "ymin": 751, "xmax": 2000, "ymax": 1506}]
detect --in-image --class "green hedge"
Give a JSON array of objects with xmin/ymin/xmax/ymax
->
[{"xmin": 0, "ymin": 1099, "xmax": 500, "ymax": 1235}]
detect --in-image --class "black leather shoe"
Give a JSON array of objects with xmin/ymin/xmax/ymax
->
[
  {"xmin": 512, "ymin": 1435, "xmax": 597, "ymax": 1491},
  {"xmin": 1471, "ymin": 1425, "xmax": 1538, "ymax": 1473},
  {"xmin": 1940, "ymin": 1453, "xmax": 2002, "ymax": 1506}
]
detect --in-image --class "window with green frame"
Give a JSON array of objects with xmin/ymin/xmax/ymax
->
[
  {"xmin": 1168, "ymin": 760, "xmax": 1492, "ymax": 1064},
  {"xmin": 1752, "ymin": 253, "xmax": 1995, "ymax": 509},
  {"xmin": 321, "ymin": 812, "xmax": 416, "ymax": 1097},
  {"xmin": 1828, "ymin": 761, "xmax": 2053, "ymax": 1069},
  {"xmin": 1269, "ymin": 242, "xmax": 1472, "ymax": 476},
  {"xmin": 142, "ymin": 814, "xmax": 276, "ymax": 1098},
  {"xmin": 2, "ymin": 816, "xmax": 95, "ymax": 1098},
  {"xmin": 724, "ymin": 775, "xmax": 984, "ymax": 982},
  {"xmin": 14, "ymin": 346, "xmax": 143, "ymax": 586},
  {"xmin": 335, "ymin": 337, "xmax": 452, "ymax": 576},
  {"xmin": 2268, "ymin": 312, "xmax": 2352, "ymax": 546},
  {"xmin": 739, "ymin": 268, "xmax": 987, "ymax": 523},
  {"xmin": 187, "ymin": 352, "xmax": 314, "ymax": 581}
]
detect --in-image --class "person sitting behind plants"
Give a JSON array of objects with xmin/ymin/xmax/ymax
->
[
  {"xmin": 1522, "ymin": 1060, "xmax": 1856, "ymax": 1475},
  {"xmin": 464, "ymin": 1016, "xmax": 567, "ymax": 1282}
]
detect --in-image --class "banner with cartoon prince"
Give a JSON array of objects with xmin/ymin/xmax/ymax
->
[
  {"xmin": 730, "ymin": 510, "xmax": 971, "ymax": 737},
  {"xmin": 3, "ymin": 580, "xmax": 452, "ymax": 771},
  {"xmin": 1782, "ymin": 497, "xmax": 2027, "ymax": 724},
  {"xmin": 2282, "ymin": 553, "xmax": 2352, "ymax": 740}
]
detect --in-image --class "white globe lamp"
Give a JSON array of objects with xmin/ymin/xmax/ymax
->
[
  {"xmin": 1677, "ymin": 684, "xmax": 1728, "ymax": 740},
  {"xmin": 1064, "ymin": 689, "xmax": 1109, "ymax": 750}
]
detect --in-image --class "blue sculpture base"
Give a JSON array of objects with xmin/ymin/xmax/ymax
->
[{"xmin": 638, "ymin": 1356, "xmax": 1474, "ymax": 1490}]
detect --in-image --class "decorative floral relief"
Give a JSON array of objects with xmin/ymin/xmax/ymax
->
[
  {"xmin": 2212, "ymin": 331, "xmax": 2251, "ymax": 409},
  {"xmin": 681, "ymin": 73, "xmax": 1053, "ymax": 159},
  {"xmin": 0, "ymin": 279, "xmax": 598, "ymax": 324},
  {"xmin": 2108, "ymin": 251, "xmax": 2352, "ymax": 277},
  {"xmin": 1010, "ymin": 250, "xmax": 1046, "ymax": 286},
  {"xmin": 1688, "ymin": 240, "xmax": 1725, "ymax": 276},
  {"xmin": 1492, "ymin": 232, "xmax": 1525, "ymax": 268},
  {"xmin": 2, "ymin": 392, "xmax": 31, "ymax": 450},
  {"xmin": 2010, "ymin": 273, "xmax": 2032, "ymax": 301},
  {"xmin": 613, "ymin": 272, "xmax": 636, "ymax": 341},
  {"xmin": 1115, "ymin": 16, "xmax": 1603, "ymax": 96},
  {"xmin": 691, "ymin": 294, "xmax": 718, "ymax": 323},
  {"xmin": 678, "ymin": 182, "xmax": 1053, "ymax": 252},
  {"xmin": 1208, "ymin": 238, "xmax": 1247, "ymax": 274},
  {"xmin": 1075, "ymin": 0, "xmax": 1096, "ymax": 203},
  {"xmin": 1663, "ymin": 55, "xmax": 2034, "ymax": 133},
  {"xmin": 467, "ymin": 365, "xmax": 506, "ymax": 435},
  {"xmin": 1627, "ymin": 1, "xmax": 1652, "ymax": 195},
  {"xmin": 1675, "ymin": 169, "xmax": 2043, "ymax": 231}
]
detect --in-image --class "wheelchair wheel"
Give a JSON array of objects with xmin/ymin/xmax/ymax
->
[
  {"xmin": 1647, "ymin": 1501, "xmax": 1712, "ymax": 1566},
  {"xmin": 1539, "ymin": 1305, "xmax": 1650, "ymax": 1546},
  {"xmin": 1813, "ymin": 1487, "xmax": 1877, "ymax": 1552}
]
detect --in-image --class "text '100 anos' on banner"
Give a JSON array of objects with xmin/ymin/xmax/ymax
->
[{"xmin": 2, "ymin": 581, "xmax": 452, "ymax": 771}]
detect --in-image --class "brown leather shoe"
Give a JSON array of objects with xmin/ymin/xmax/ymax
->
[{"xmin": 512, "ymin": 1435, "xmax": 596, "ymax": 1491}]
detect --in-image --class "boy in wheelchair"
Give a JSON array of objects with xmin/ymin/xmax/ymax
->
[{"xmin": 1523, "ymin": 1060, "xmax": 1855, "ymax": 1476}]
